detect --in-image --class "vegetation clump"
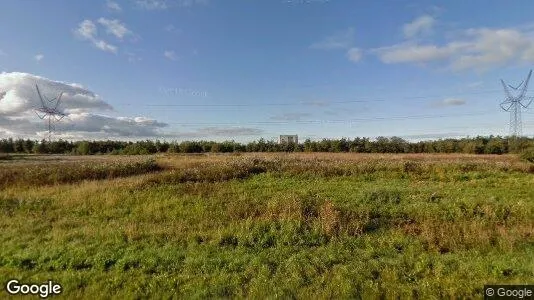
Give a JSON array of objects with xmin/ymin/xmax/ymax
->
[{"xmin": 520, "ymin": 147, "xmax": 534, "ymax": 163}]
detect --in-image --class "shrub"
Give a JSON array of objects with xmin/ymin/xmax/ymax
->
[{"xmin": 520, "ymin": 147, "xmax": 534, "ymax": 163}]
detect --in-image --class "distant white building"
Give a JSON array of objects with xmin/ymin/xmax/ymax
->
[{"xmin": 279, "ymin": 135, "xmax": 298, "ymax": 144}]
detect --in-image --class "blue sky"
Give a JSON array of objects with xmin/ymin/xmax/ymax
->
[{"xmin": 1, "ymin": 0, "xmax": 534, "ymax": 141}]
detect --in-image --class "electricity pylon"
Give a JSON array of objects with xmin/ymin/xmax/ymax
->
[
  {"xmin": 34, "ymin": 84, "xmax": 67, "ymax": 141},
  {"xmin": 500, "ymin": 70, "xmax": 533, "ymax": 137}
]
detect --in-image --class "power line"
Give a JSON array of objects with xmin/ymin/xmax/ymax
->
[
  {"xmin": 166, "ymin": 111, "xmax": 496, "ymax": 127},
  {"xmin": 114, "ymin": 89, "xmax": 502, "ymax": 108}
]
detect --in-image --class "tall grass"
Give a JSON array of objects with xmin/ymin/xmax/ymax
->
[
  {"xmin": 0, "ymin": 158, "xmax": 161, "ymax": 188},
  {"xmin": 0, "ymin": 153, "xmax": 532, "ymax": 298}
]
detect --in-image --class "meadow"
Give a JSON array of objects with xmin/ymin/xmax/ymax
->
[{"xmin": 0, "ymin": 153, "xmax": 533, "ymax": 299}]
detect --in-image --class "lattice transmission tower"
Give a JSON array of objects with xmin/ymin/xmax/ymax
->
[
  {"xmin": 500, "ymin": 70, "xmax": 534, "ymax": 137},
  {"xmin": 34, "ymin": 84, "xmax": 67, "ymax": 141}
]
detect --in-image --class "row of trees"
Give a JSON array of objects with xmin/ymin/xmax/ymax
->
[{"xmin": 0, "ymin": 136, "xmax": 533, "ymax": 155}]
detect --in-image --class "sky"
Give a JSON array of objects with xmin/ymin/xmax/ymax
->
[{"xmin": 1, "ymin": 0, "xmax": 534, "ymax": 142}]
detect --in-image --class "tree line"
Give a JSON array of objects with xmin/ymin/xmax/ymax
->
[{"xmin": 0, "ymin": 136, "xmax": 533, "ymax": 155}]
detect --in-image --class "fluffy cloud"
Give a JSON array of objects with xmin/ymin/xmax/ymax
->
[
  {"xmin": 310, "ymin": 27, "xmax": 355, "ymax": 50},
  {"xmin": 0, "ymin": 72, "xmax": 112, "ymax": 115},
  {"xmin": 64, "ymin": 113, "xmax": 167, "ymax": 137},
  {"xmin": 135, "ymin": 0, "xmax": 169, "ymax": 10},
  {"xmin": 403, "ymin": 15, "xmax": 435, "ymax": 38},
  {"xmin": 374, "ymin": 43, "xmax": 456, "ymax": 63},
  {"xmin": 0, "ymin": 72, "xmax": 264, "ymax": 140},
  {"xmin": 97, "ymin": 18, "xmax": 133, "ymax": 40},
  {"xmin": 374, "ymin": 19, "xmax": 534, "ymax": 71},
  {"xmin": 347, "ymin": 48, "xmax": 363, "ymax": 62},
  {"xmin": 0, "ymin": 72, "xmax": 170, "ymax": 139},
  {"xmin": 164, "ymin": 50, "xmax": 178, "ymax": 61},
  {"xmin": 74, "ymin": 20, "xmax": 118, "ymax": 54},
  {"xmin": 106, "ymin": 1, "xmax": 122, "ymax": 12},
  {"xmin": 311, "ymin": 28, "xmax": 363, "ymax": 63},
  {"xmin": 135, "ymin": 0, "xmax": 208, "ymax": 10}
]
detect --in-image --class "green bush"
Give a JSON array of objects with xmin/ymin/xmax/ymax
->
[{"xmin": 520, "ymin": 147, "xmax": 534, "ymax": 163}]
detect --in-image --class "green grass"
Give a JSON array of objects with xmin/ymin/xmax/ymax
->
[{"xmin": 0, "ymin": 153, "xmax": 533, "ymax": 299}]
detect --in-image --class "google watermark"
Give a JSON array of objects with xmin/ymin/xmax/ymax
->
[
  {"xmin": 484, "ymin": 285, "xmax": 534, "ymax": 299},
  {"xmin": 159, "ymin": 87, "xmax": 208, "ymax": 98},
  {"xmin": 5, "ymin": 279, "xmax": 62, "ymax": 298}
]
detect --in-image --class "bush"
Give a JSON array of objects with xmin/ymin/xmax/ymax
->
[{"xmin": 520, "ymin": 147, "xmax": 534, "ymax": 163}]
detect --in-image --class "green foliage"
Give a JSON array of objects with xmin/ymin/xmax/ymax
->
[
  {"xmin": 520, "ymin": 147, "xmax": 534, "ymax": 163},
  {"xmin": 2, "ymin": 136, "xmax": 533, "ymax": 155},
  {"xmin": 77, "ymin": 141, "xmax": 91, "ymax": 155}
]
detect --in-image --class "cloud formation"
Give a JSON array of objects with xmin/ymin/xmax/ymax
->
[
  {"xmin": 373, "ymin": 16, "xmax": 534, "ymax": 71},
  {"xmin": 135, "ymin": 0, "xmax": 208, "ymax": 10},
  {"xmin": 0, "ymin": 72, "xmax": 170, "ymax": 139},
  {"xmin": 310, "ymin": 28, "xmax": 355, "ymax": 50},
  {"xmin": 403, "ymin": 15, "xmax": 435, "ymax": 38},
  {"xmin": 164, "ymin": 50, "xmax": 178, "ymax": 61},
  {"xmin": 34, "ymin": 54, "xmax": 44, "ymax": 62},
  {"xmin": 106, "ymin": 1, "xmax": 122, "ymax": 12},
  {"xmin": 310, "ymin": 28, "xmax": 363, "ymax": 63},
  {"xmin": 74, "ymin": 20, "xmax": 118, "ymax": 54},
  {"xmin": 432, "ymin": 98, "xmax": 466, "ymax": 107},
  {"xmin": 347, "ymin": 48, "xmax": 362, "ymax": 62},
  {"xmin": 97, "ymin": 18, "xmax": 133, "ymax": 40},
  {"xmin": 136, "ymin": 0, "xmax": 169, "ymax": 10}
]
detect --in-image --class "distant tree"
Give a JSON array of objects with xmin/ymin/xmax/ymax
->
[
  {"xmin": 32, "ymin": 140, "xmax": 48, "ymax": 154},
  {"xmin": 77, "ymin": 141, "xmax": 91, "ymax": 155}
]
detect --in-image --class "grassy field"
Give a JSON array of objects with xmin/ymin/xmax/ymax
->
[{"xmin": 0, "ymin": 153, "xmax": 533, "ymax": 299}]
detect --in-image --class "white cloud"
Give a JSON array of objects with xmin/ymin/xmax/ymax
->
[
  {"xmin": 0, "ymin": 72, "xmax": 112, "ymax": 115},
  {"xmin": 432, "ymin": 98, "xmax": 467, "ymax": 107},
  {"xmin": 34, "ymin": 54, "xmax": 44, "ymax": 62},
  {"xmin": 125, "ymin": 52, "xmax": 142, "ymax": 63},
  {"xmin": 347, "ymin": 48, "xmax": 363, "ymax": 62},
  {"xmin": 403, "ymin": 15, "xmax": 435, "ymax": 38},
  {"xmin": 135, "ymin": 0, "xmax": 169, "ymax": 10},
  {"xmin": 310, "ymin": 27, "xmax": 355, "ymax": 50},
  {"xmin": 374, "ymin": 25, "xmax": 534, "ymax": 71},
  {"xmin": 165, "ymin": 24, "xmax": 181, "ymax": 34},
  {"xmin": 106, "ymin": 0, "xmax": 122, "ymax": 12},
  {"xmin": 374, "ymin": 43, "xmax": 456, "ymax": 64},
  {"xmin": 75, "ymin": 20, "xmax": 97, "ymax": 40},
  {"xmin": 164, "ymin": 50, "xmax": 178, "ymax": 61},
  {"xmin": 74, "ymin": 20, "xmax": 118, "ymax": 54},
  {"xmin": 64, "ymin": 113, "xmax": 167, "ymax": 137},
  {"xmin": 450, "ymin": 28, "xmax": 534, "ymax": 70},
  {"xmin": 135, "ymin": 0, "xmax": 209, "ymax": 10},
  {"xmin": 97, "ymin": 18, "xmax": 132, "ymax": 40},
  {"xmin": 93, "ymin": 40, "xmax": 118, "ymax": 53},
  {"xmin": 0, "ymin": 72, "xmax": 169, "ymax": 139}
]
